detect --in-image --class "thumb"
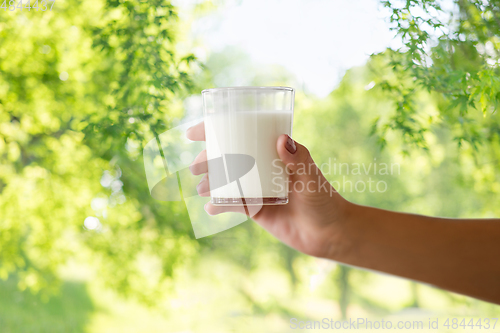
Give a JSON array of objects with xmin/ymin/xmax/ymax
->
[{"xmin": 276, "ymin": 134, "xmax": 323, "ymax": 182}]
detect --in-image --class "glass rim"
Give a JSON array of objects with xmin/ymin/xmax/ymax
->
[{"xmin": 202, "ymin": 86, "xmax": 294, "ymax": 94}]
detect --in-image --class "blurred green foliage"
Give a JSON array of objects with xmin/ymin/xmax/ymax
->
[
  {"xmin": 0, "ymin": 275, "xmax": 93, "ymax": 333},
  {"xmin": 0, "ymin": 0, "xmax": 199, "ymax": 301},
  {"xmin": 375, "ymin": 0, "xmax": 500, "ymax": 153}
]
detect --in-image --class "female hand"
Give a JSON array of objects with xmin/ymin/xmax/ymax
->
[{"xmin": 187, "ymin": 122, "xmax": 350, "ymax": 259}]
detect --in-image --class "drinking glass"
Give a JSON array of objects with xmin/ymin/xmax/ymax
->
[{"xmin": 202, "ymin": 86, "xmax": 294, "ymax": 206}]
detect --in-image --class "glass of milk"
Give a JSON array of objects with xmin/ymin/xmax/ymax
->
[{"xmin": 202, "ymin": 87, "xmax": 294, "ymax": 206}]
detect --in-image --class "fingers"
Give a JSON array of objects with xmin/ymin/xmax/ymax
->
[
  {"xmin": 204, "ymin": 202, "xmax": 248, "ymax": 216},
  {"xmin": 196, "ymin": 174, "xmax": 210, "ymax": 197},
  {"xmin": 189, "ymin": 150, "xmax": 208, "ymax": 175},
  {"xmin": 204, "ymin": 202, "xmax": 262, "ymax": 217},
  {"xmin": 276, "ymin": 134, "xmax": 327, "ymax": 187},
  {"xmin": 190, "ymin": 148, "xmax": 209, "ymax": 196},
  {"xmin": 276, "ymin": 134, "xmax": 315, "ymax": 173},
  {"xmin": 187, "ymin": 121, "xmax": 254, "ymax": 216},
  {"xmin": 194, "ymin": 164, "xmax": 263, "ymax": 217},
  {"xmin": 186, "ymin": 121, "xmax": 205, "ymax": 141}
]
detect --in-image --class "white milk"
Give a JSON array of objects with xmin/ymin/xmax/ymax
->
[{"xmin": 205, "ymin": 111, "xmax": 292, "ymax": 202}]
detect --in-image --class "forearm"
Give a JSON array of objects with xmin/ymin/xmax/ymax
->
[{"xmin": 333, "ymin": 203, "xmax": 500, "ymax": 304}]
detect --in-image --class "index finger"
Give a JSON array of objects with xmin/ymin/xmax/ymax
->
[{"xmin": 186, "ymin": 121, "xmax": 205, "ymax": 141}]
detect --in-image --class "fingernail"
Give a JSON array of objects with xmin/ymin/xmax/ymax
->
[{"xmin": 285, "ymin": 135, "xmax": 297, "ymax": 154}]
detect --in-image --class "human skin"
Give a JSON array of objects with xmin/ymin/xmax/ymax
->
[{"xmin": 187, "ymin": 121, "xmax": 500, "ymax": 305}]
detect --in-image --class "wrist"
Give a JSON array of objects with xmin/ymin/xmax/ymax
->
[{"xmin": 323, "ymin": 197, "xmax": 359, "ymax": 262}]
